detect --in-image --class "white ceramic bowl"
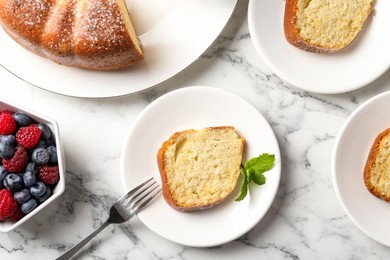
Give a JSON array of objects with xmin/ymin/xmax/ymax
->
[{"xmin": 0, "ymin": 97, "xmax": 65, "ymax": 232}]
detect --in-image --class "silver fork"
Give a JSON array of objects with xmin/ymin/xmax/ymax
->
[{"xmin": 56, "ymin": 177, "xmax": 161, "ymax": 260}]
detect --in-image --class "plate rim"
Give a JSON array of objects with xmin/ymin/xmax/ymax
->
[
  {"xmin": 331, "ymin": 90, "xmax": 390, "ymax": 246},
  {"xmin": 119, "ymin": 86, "xmax": 281, "ymax": 247}
]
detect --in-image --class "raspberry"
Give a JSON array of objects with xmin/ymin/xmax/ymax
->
[
  {"xmin": 0, "ymin": 112, "xmax": 16, "ymax": 135},
  {"xmin": 16, "ymin": 125, "xmax": 41, "ymax": 149},
  {"xmin": 9, "ymin": 206, "xmax": 24, "ymax": 222},
  {"xmin": 2, "ymin": 146, "xmax": 28, "ymax": 173},
  {"xmin": 38, "ymin": 165, "xmax": 59, "ymax": 185},
  {"xmin": 0, "ymin": 189, "xmax": 18, "ymax": 221}
]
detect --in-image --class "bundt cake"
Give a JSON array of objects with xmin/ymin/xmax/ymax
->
[{"xmin": 0, "ymin": 0, "xmax": 143, "ymax": 70}]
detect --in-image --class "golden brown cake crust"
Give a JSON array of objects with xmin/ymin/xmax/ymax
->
[
  {"xmin": 0, "ymin": 0, "xmax": 143, "ymax": 70},
  {"xmin": 283, "ymin": 0, "xmax": 333, "ymax": 53},
  {"xmin": 157, "ymin": 131, "xmax": 185, "ymax": 211},
  {"xmin": 364, "ymin": 128, "xmax": 390, "ymax": 202},
  {"xmin": 157, "ymin": 126, "xmax": 245, "ymax": 212}
]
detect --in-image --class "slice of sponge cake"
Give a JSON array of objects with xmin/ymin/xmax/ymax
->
[
  {"xmin": 284, "ymin": 0, "xmax": 374, "ymax": 53},
  {"xmin": 157, "ymin": 126, "xmax": 245, "ymax": 211}
]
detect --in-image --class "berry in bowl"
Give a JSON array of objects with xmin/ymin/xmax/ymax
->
[{"xmin": 0, "ymin": 97, "xmax": 65, "ymax": 232}]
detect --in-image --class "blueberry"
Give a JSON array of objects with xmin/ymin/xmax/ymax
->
[
  {"xmin": 34, "ymin": 139, "xmax": 47, "ymax": 149},
  {"xmin": 36, "ymin": 186, "xmax": 51, "ymax": 203},
  {"xmin": 0, "ymin": 166, "xmax": 8, "ymax": 181},
  {"xmin": 14, "ymin": 189, "xmax": 32, "ymax": 204},
  {"xmin": 0, "ymin": 166, "xmax": 8, "ymax": 189},
  {"xmin": 21, "ymin": 199, "xmax": 38, "ymax": 214},
  {"xmin": 4, "ymin": 173, "xmax": 23, "ymax": 192},
  {"xmin": 46, "ymin": 138, "xmax": 55, "ymax": 147},
  {"xmin": 0, "ymin": 139, "xmax": 14, "ymax": 159},
  {"xmin": 25, "ymin": 162, "xmax": 38, "ymax": 175},
  {"xmin": 23, "ymin": 171, "xmax": 36, "ymax": 187},
  {"xmin": 37, "ymin": 123, "xmax": 52, "ymax": 140},
  {"xmin": 1, "ymin": 135, "xmax": 15, "ymax": 144},
  {"xmin": 47, "ymin": 146, "xmax": 58, "ymax": 164},
  {"xmin": 13, "ymin": 112, "xmax": 33, "ymax": 127},
  {"xmin": 30, "ymin": 181, "xmax": 46, "ymax": 197},
  {"xmin": 31, "ymin": 148, "xmax": 50, "ymax": 165}
]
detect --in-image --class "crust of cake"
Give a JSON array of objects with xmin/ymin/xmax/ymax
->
[{"xmin": 364, "ymin": 128, "xmax": 390, "ymax": 202}]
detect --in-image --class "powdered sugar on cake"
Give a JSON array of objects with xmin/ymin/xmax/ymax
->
[
  {"xmin": 0, "ymin": 0, "xmax": 143, "ymax": 70},
  {"xmin": 73, "ymin": 0, "xmax": 130, "ymax": 51}
]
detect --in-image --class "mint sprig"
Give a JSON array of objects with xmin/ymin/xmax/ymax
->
[{"xmin": 235, "ymin": 153, "xmax": 275, "ymax": 201}]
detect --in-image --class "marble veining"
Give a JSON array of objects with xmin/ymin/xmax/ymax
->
[{"xmin": 0, "ymin": 0, "xmax": 390, "ymax": 259}]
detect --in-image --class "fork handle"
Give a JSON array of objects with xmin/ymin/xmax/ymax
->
[{"xmin": 56, "ymin": 221, "xmax": 110, "ymax": 260}]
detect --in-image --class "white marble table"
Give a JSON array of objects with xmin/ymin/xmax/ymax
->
[{"xmin": 1, "ymin": 0, "xmax": 390, "ymax": 259}]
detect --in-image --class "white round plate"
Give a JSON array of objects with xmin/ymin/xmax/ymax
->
[
  {"xmin": 0, "ymin": 0, "xmax": 238, "ymax": 98},
  {"xmin": 248, "ymin": 0, "xmax": 390, "ymax": 94},
  {"xmin": 120, "ymin": 86, "xmax": 281, "ymax": 247},
  {"xmin": 332, "ymin": 91, "xmax": 390, "ymax": 246}
]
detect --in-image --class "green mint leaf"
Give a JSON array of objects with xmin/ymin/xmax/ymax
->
[
  {"xmin": 244, "ymin": 153, "xmax": 275, "ymax": 175},
  {"xmin": 235, "ymin": 168, "xmax": 248, "ymax": 201},
  {"xmin": 246, "ymin": 167, "xmax": 253, "ymax": 184},
  {"xmin": 251, "ymin": 171, "xmax": 266, "ymax": 185},
  {"xmin": 236, "ymin": 153, "xmax": 275, "ymax": 202}
]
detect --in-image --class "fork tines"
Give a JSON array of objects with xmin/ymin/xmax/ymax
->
[{"xmin": 118, "ymin": 177, "xmax": 161, "ymax": 218}]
